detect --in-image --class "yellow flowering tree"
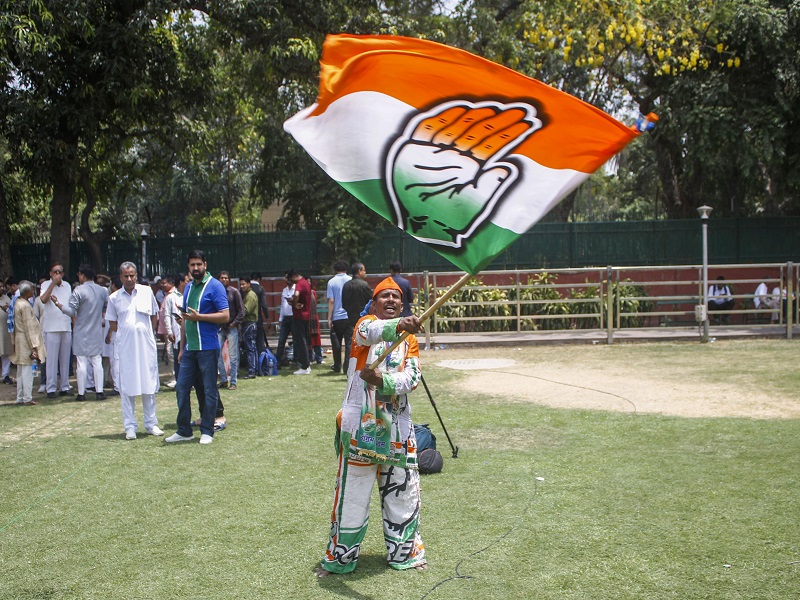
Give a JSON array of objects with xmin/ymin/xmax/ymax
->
[{"xmin": 449, "ymin": 0, "xmax": 799, "ymax": 218}]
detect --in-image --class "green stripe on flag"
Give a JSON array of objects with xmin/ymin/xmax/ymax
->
[{"xmin": 339, "ymin": 179, "xmax": 520, "ymax": 274}]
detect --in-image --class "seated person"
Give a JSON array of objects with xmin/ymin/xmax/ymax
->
[
  {"xmin": 754, "ymin": 279, "xmax": 779, "ymax": 322},
  {"xmin": 708, "ymin": 275, "xmax": 734, "ymax": 324}
]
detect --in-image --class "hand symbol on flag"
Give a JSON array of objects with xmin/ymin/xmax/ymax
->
[{"xmin": 387, "ymin": 100, "xmax": 542, "ymax": 248}]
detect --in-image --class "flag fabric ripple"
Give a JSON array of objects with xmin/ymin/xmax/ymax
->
[{"xmin": 284, "ymin": 34, "xmax": 640, "ymax": 274}]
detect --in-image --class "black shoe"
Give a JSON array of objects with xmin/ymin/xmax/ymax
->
[
  {"xmin": 59, "ymin": 390, "xmax": 73, "ymax": 397},
  {"xmin": 105, "ymin": 389, "xmax": 120, "ymax": 397},
  {"xmin": 76, "ymin": 394, "xmax": 86, "ymax": 401},
  {"xmin": 47, "ymin": 392, "xmax": 56, "ymax": 399},
  {"xmin": 95, "ymin": 393, "xmax": 106, "ymax": 401},
  {"xmin": 330, "ymin": 365, "xmax": 341, "ymax": 374},
  {"xmin": 2, "ymin": 375, "xmax": 13, "ymax": 385},
  {"xmin": 217, "ymin": 381, "xmax": 228, "ymax": 389},
  {"xmin": 243, "ymin": 374, "xmax": 256, "ymax": 380}
]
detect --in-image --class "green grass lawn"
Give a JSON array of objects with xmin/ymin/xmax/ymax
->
[{"xmin": 1, "ymin": 340, "xmax": 799, "ymax": 599}]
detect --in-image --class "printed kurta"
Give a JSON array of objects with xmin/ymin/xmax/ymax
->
[
  {"xmin": 340, "ymin": 314, "xmax": 422, "ymax": 468},
  {"xmin": 105, "ymin": 285, "xmax": 159, "ymax": 396}
]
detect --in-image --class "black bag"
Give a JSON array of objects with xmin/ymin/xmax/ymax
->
[
  {"xmin": 418, "ymin": 448, "xmax": 443, "ymax": 474},
  {"xmin": 414, "ymin": 423, "xmax": 443, "ymax": 474}
]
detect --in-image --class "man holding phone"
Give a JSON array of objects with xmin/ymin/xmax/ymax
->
[{"xmin": 166, "ymin": 250, "xmax": 229, "ymax": 445}]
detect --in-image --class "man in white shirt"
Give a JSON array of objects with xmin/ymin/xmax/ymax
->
[
  {"xmin": 162, "ymin": 274, "xmax": 185, "ymax": 388},
  {"xmin": 105, "ymin": 261, "xmax": 163, "ymax": 440},
  {"xmin": 275, "ymin": 273, "xmax": 295, "ymax": 365},
  {"xmin": 39, "ymin": 263, "xmax": 73, "ymax": 398},
  {"xmin": 754, "ymin": 279, "xmax": 779, "ymax": 322},
  {"xmin": 707, "ymin": 275, "xmax": 735, "ymax": 325}
]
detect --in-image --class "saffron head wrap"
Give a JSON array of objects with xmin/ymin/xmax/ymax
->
[{"xmin": 372, "ymin": 277, "xmax": 403, "ymax": 300}]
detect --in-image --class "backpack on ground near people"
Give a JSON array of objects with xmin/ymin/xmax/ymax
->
[
  {"xmin": 414, "ymin": 423, "xmax": 443, "ymax": 474},
  {"xmin": 259, "ymin": 348, "xmax": 279, "ymax": 376}
]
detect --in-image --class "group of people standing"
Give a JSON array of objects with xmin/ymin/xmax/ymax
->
[
  {"xmin": 1, "ymin": 264, "xmax": 112, "ymax": 406},
  {"xmin": 4, "ymin": 255, "xmax": 429, "ymax": 575}
]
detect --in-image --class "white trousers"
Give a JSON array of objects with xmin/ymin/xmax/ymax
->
[
  {"xmin": 44, "ymin": 331, "xmax": 72, "ymax": 393},
  {"xmin": 2, "ymin": 355, "xmax": 10, "ymax": 378},
  {"xmin": 16, "ymin": 364, "xmax": 33, "ymax": 403},
  {"xmin": 76, "ymin": 355, "xmax": 103, "ymax": 395},
  {"xmin": 120, "ymin": 393, "xmax": 158, "ymax": 432}
]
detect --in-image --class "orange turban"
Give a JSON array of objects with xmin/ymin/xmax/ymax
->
[{"xmin": 372, "ymin": 277, "xmax": 403, "ymax": 300}]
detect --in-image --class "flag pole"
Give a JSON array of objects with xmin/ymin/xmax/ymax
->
[{"xmin": 368, "ymin": 271, "xmax": 472, "ymax": 369}]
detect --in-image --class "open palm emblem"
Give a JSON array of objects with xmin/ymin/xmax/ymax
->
[{"xmin": 386, "ymin": 100, "xmax": 542, "ymax": 248}]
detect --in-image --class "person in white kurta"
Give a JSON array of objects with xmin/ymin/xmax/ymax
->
[
  {"xmin": 39, "ymin": 264, "xmax": 73, "ymax": 396},
  {"xmin": 105, "ymin": 262, "xmax": 163, "ymax": 440}
]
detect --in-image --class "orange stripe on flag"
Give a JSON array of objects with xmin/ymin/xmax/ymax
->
[{"xmin": 311, "ymin": 34, "xmax": 636, "ymax": 172}]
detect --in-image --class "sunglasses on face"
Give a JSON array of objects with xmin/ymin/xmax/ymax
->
[{"xmin": 51, "ymin": 270, "xmax": 63, "ymax": 274}]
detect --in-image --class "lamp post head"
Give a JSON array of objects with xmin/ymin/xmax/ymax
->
[
  {"xmin": 697, "ymin": 205, "xmax": 713, "ymax": 220},
  {"xmin": 139, "ymin": 223, "xmax": 151, "ymax": 238}
]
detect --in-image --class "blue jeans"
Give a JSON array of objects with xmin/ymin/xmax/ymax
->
[
  {"xmin": 176, "ymin": 349, "xmax": 220, "ymax": 437},
  {"xmin": 242, "ymin": 322, "xmax": 258, "ymax": 375},
  {"xmin": 217, "ymin": 327, "xmax": 239, "ymax": 385}
]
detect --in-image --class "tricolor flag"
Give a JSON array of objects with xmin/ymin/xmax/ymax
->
[{"xmin": 284, "ymin": 34, "xmax": 641, "ymax": 274}]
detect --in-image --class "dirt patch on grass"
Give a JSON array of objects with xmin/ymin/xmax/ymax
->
[
  {"xmin": 426, "ymin": 345, "xmax": 800, "ymax": 420},
  {"xmin": 453, "ymin": 365, "xmax": 800, "ymax": 419}
]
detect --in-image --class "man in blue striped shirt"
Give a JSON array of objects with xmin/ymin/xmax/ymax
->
[{"xmin": 166, "ymin": 250, "xmax": 229, "ymax": 445}]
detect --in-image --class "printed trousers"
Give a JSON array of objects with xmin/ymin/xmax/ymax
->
[{"xmin": 321, "ymin": 450, "xmax": 426, "ymax": 574}]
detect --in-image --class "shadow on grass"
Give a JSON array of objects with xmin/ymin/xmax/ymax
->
[
  {"xmin": 0, "ymin": 395, "xmax": 79, "ymax": 408},
  {"xmin": 313, "ymin": 554, "xmax": 403, "ymax": 599},
  {"xmin": 90, "ymin": 433, "xmax": 129, "ymax": 441}
]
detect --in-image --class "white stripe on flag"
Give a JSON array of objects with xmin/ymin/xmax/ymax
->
[{"xmin": 284, "ymin": 90, "xmax": 587, "ymax": 235}]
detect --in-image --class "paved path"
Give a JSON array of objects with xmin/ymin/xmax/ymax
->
[{"xmin": 416, "ymin": 323, "xmax": 799, "ymax": 348}]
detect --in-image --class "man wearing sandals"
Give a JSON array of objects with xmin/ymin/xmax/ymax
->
[{"xmin": 315, "ymin": 277, "xmax": 427, "ymax": 577}]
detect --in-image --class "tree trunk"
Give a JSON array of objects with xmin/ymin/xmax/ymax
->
[
  {"xmin": 652, "ymin": 136, "xmax": 688, "ymax": 219},
  {"xmin": 79, "ymin": 168, "xmax": 105, "ymax": 271},
  {"xmin": 0, "ymin": 176, "xmax": 14, "ymax": 278},
  {"xmin": 50, "ymin": 168, "xmax": 74, "ymax": 274}
]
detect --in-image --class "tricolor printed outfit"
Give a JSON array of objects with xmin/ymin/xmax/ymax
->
[{"xmin": 321, "ymin": 314, "xmax": 426, "ymax": 574}]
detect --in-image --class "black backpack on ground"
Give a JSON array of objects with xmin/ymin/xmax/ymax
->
[{"xmin": 414, "ymin": 423, "xmax": 443, "ymax": 474}]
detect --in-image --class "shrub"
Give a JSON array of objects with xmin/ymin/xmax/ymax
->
[
  {"xmin": 509, "ymin": 272, "xmax": 570, "ymax": 330},
  {"xmin": 434, "ymin": 277, "xmax": 512, "ymax": 333},
  {"xmin": 569, "ymin": 283, "xmax": 601, "ymax": 329},
  {"xmin": 613, "ymin": 279, "xmax": 654, "ymax": 328}
]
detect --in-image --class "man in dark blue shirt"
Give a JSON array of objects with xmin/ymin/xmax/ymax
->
[{"xmin": 390, "ymin": 262, "xmax": 414, "ymax": 318}]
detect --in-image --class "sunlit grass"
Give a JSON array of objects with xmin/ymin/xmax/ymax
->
[{"xmin": 1, "ymin": 339, "xmax": 799, "ymax": 599}]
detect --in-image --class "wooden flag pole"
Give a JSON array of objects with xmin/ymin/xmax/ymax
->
[{"xmin": 368, "ymin": 271, "xmax": 473, "ymax": 370}]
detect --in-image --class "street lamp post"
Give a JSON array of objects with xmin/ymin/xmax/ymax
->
[
  {"xmin": 139, "ymin": 223, "xmax": 150, "ymax": 281},
  {"xmin": 697, "ymin": 205, "xmax": 713, "ymax": 342}
]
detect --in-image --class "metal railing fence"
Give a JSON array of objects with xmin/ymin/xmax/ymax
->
[{"xmin": 409, "ymin": 263, "xmax": 798, "ymax": 343}]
